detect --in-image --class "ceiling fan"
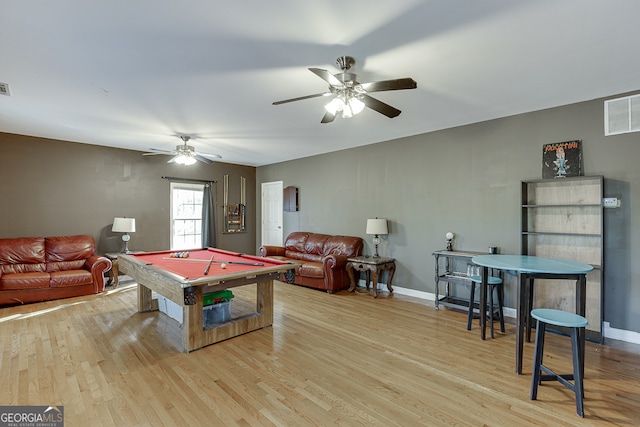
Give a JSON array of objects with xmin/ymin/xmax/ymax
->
[
  {"xmin": 273, "ymin": 56, "xmax": 417, "ymax": 123},
  {"xmin": 142, "ymin": 135, "xmax": 222, "ymax": 165}
]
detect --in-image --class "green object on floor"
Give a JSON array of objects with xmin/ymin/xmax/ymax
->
[{"xmin": 203, "ymin": 289, "xmax": 234, "ymax": 306}]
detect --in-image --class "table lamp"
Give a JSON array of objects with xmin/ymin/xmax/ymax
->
[
  {"xmin": 112, "ymin": 217, "xmax": 136, "ymax": 253},
  {"xmin": 366, "ymin": 218, "xmax": 388, "ymax": 257},
  {"xmin": 446, "ymin": 231, "xmax": 455, "ymax": 251}
]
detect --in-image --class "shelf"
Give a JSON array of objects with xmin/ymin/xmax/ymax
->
[
  {"xmin": 521, "ymin": 176, "xmax": 604, "ymax": 343},
  {"xmin": 437, "ymin": 296, "xmax": 470, "ymax": 311},
  {"xmin": 522, "ymin": 203, "xmax": 602, "ymax": 208},
  {"xmin": 439, "ymin": 273, "xmax": 472, "ymax": 283},
  {"xmin": 522, "ymin": 231, "xmax": 602, "ymax": 238}
]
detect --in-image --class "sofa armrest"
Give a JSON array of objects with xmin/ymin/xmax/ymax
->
[
  {"xmin": 259, "ymin": 245, "xmax": 286, "ymax": 257},
  {"xmin": 322, "ymin": 254, "xmax": 348, "ymax": 270},
  {"xmin": 85, "ymin": 255, "xmax": 112, "ymax": 292}
]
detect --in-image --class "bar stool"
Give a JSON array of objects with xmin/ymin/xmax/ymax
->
[
  {"xmin": 467, "ymin": 275, "xmax": 505, "ymax": 338},
  {"xmin": 530, "ymin": 308, "xmax": 588, "ymax": 417}
]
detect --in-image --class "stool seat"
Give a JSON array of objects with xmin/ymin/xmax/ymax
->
[
  {"xmin": 530, "ymin": 308, "xmax": 589, "ymax": 417},
  {"xmin": 531, "ymin": 308, "xmax": 588, "ymax": 328},
  {"xmin": 470, "ymin": 275, "xmax": 502, "ymax": 285}
]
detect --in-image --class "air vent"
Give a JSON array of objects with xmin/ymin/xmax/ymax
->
[
  {"xmin": 0, "ymin": 82, "xmax": 10, "ymax": 96},
  {"xmin": 604, "ymin": 94, "xmax": 640, "ymax": 136}
]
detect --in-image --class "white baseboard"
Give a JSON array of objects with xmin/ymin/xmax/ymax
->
[
  {"xmin": 368, "ymin": 282, "xmax": 637, "ymax": 345},
  {"xmin": 603, "ymin": 321, "xmax": 640, "ymax": 345}
]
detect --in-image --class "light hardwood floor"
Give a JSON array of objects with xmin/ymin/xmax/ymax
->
[{"xmin": 1, "ymin": 280, "xmax": 638, "ymax": 426}]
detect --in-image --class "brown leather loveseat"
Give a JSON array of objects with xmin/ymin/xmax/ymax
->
[
  {"xmin": 259, "ymin": 231, "xmax": 363, "ymax": 293},
  {"xmin": 0, "ymin": 235, "xmax": 112, "ymax": 306}
]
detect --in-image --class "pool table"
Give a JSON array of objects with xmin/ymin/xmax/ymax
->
[{"xmin": 118, "ymin": 248, "xmax": 297, "ymax": 352}]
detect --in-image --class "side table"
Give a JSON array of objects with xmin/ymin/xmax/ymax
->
[
  {"xmin": 105, "ymin": 252, "xmax": 122, "ymax": 288},
  {"xmin": 346, "ymin": 256, "xmax": 396, "ymax": 298}
]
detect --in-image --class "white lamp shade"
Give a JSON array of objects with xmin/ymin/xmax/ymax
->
[
  {"xmin": 112, "ymin": 217, "xmax": 136, "ymax": 233},
  {"xmin": 348, "ymin": 97, "xmax": 365, "ymax": 115},
  {"xmin": 366, "ymin": 218, "xmax": 388, "ymax": 235},
  {"xmin": 325, "ymin": 97, "xmax": 346, "ymax": 115}
]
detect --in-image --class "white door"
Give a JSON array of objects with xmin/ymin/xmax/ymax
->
[{"xmin": 261, "ymin": 181, "xmax": 283, "ymax": 246}]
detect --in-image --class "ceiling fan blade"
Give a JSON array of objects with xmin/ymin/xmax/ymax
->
[
  {"xmin": 273, "ymin": 92, "xmax": 330, "ymax": 105},
  {"xmin": 143, "ymin": 148, "xmax": 175, "ymax": 156},
  {"xmin": 167, "ymin": 155, "xmax": 179, "ymax": 164},
  {"xmin": 196, "ymin": 152, "xmax": 222, "ymax": 160},
  {"xmin": 320, "ymin": 110, "xmax": 336, "ymax": 124},
  {"xmin": 361, "ymin": 94, "xmax": 402, "ymax": 118},
  {"xmin": 194, "ymin": 154, "xmax": 214, "ymax": 164},
  {"xmin": 309, "ymin": 68, "xmax": 343, "ymax": 87},
  {"xmin": 359, "ymin": 78, "xmax": 417, "ymax": 93}
]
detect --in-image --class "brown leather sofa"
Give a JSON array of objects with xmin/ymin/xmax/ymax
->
[
  {"xmin": 259, "ymin": 231, "xmax": 363, "ymax": 293},
  {"xmin": 0, "ymin": 235, "xmax": 112, "ymax": 306}
]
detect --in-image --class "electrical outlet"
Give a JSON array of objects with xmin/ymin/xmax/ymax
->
[{"xmin": 603, "ymin": 197, "xmax": 620, "ymax": 208}]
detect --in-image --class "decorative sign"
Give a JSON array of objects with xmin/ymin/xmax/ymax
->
[{"xmin": 542, "ymin": 140, "xmax": 583, "ymax": 179}]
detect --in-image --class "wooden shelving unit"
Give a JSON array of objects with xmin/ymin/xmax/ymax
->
[{"xmin": 521, "ymin": 175, "xmax": 604, "ymax": 342}]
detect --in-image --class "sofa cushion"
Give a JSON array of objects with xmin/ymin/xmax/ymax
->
[
  {"xmin": 323, "ymin": 236, "xmax": 363, "ymax": 257},
  {"xmin": 50, "ymin": 270, "xmax": 93, "ymax": 288},
  {"xmin": 1, "ymin": 262, "xmax": 47, "ymax": 275},
  {"xmin": 0, "ymin": 272, "xmax": 50, "ymax": 290},
  {"xmin": 45, "ymin": 235, "xmax": 95, "ymax": 263},
  {"xmin": 284, "ymin": 232, "xmax": 310, "ymax": 253},
  {"xmin": 298, "ymin": 262, "xmax": 324, "ymax": 278},
  {"xmin": 47, "ymin": 260, "xmax": 87, "ymax": 273},
  {"xmin": 0, "ymin": 237, "xmax": 46, "ymax": 274},
  {"xmin": 285, "ymin": 250, "xmax": 322, "ymax": 263},
  {"xmin": 304, "ymin": 233, "xmax": 330, "ymax": 255}
]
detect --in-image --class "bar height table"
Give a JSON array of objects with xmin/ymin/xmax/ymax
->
[{"xmin": 471, "ymin": 255, "xmax": 593, "ymax": 375}]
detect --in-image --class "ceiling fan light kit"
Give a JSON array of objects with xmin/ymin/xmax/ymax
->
[
  {"xmin": 324, "ymin": 95, "xmax": 365, "ymax": 118},
  {"xmin": 273, "ymin": 56, "xmax": 417, "ymax": 123}
]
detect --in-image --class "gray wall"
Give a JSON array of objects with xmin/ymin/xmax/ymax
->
[
  {"xmin": 0, "ymin": 133, "xmax": 256, "ymax": 255},
  {"xmin": 256, "ymin": 92, "xmax": 640, "ymax": 334}
]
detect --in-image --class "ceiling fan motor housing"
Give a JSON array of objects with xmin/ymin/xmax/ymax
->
[{"xmin": 335, "ymin": 72, "xmax": 360, "ymax": 87}]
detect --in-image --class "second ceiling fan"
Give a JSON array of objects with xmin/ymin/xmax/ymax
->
[
  {"xmin": 142, "ymin": 135, "xmax": 222, "ymax": 165},
  {"xmin": 273, "ymin": 56, "xmax": 417, "ymax": 123}
]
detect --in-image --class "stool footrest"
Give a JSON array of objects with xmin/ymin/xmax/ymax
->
[{"xmin": 539, "ymin": 367, "xmax": 577, "ymax": 392}]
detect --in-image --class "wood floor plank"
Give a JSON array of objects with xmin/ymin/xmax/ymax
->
[{"xmin": 0, "ymin": 280, "xmax": 639, "ymax": 426}]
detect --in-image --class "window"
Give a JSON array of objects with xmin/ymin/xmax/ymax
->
[{"xmin": 170, "ymin": 182, "xmax": 204, "ymax": 250}]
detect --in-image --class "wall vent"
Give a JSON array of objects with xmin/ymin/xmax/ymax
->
[
  {"xmin": 0, "ymin": 82, "xmax": 10, "ymax": 96},
  {"xmin": 604, "ymin": 94, "xmax": 640, "ymax": 136}
]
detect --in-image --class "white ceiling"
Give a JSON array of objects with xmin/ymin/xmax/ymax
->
[{"xmin": 2, "ymin": 1, "xmax": 639, "ymax": 167}]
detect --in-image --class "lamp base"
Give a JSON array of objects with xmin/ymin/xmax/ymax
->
[
  {"xmin": 372, "ymin": 235, "xmax": 381, "ymax": 257},
  {"xmin": 121, "ymin": 233, "xmax": 131, "ymax": 254}
]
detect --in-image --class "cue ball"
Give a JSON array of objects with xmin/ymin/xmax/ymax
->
[{"xmin": 220, "ymin": 263, "xmax": 227, "ymax": 269}]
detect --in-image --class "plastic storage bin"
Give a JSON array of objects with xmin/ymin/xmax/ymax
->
[{"xmin": 203, "ymin": 300, "xmax": 231, "ymax": 328}]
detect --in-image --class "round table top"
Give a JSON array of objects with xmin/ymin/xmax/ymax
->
[{"xmin": 471, "ymin": 254, "xmax": 593, "ymax": 274}]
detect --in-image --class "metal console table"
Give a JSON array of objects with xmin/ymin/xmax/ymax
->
[{"xmin": 432, "ymin": 249, "xmax": 495, "ymax": 311}]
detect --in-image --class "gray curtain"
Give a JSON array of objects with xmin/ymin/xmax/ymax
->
[{"xmin": 201, "ymin": 183, "xmax": 216, "ymax": 248}]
